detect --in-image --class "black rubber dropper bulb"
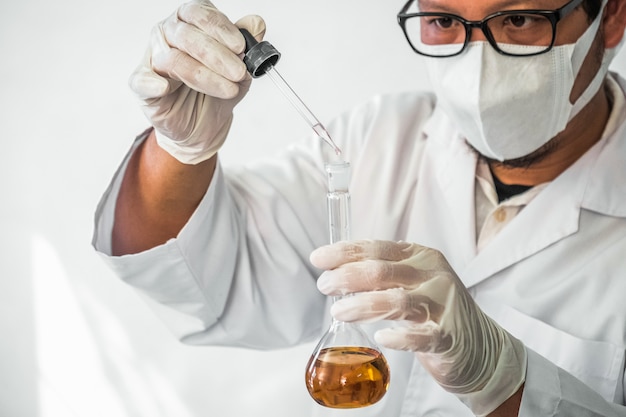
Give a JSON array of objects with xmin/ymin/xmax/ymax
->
[{"xmin": 239, "ymin": 28, "xmax": 281, "ymax": 78}]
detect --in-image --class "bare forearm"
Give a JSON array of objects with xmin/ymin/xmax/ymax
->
[
  {"xmin": 112, "ymin": 129, "xmax": 217, "ymax": 255},
  {"xmin": 488, "ymin": 385, "xmax": 523, "ymax": 417}
]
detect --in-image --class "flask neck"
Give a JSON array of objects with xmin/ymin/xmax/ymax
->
[
  {"xmin": 325, "ymin": 161, "xmax": 352, "ymax": 313},
  {"xmin": 327, "ymin": 191, "xmax": 351, "ymax": 244}
]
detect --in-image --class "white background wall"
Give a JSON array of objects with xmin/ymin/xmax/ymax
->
[{"xmin": 2, "ymin": 1, "xmax": 626, "ymax": 416}]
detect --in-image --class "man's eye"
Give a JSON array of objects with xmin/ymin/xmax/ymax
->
[
  {"xmin": 435, "ymin": 17, "xmax": 453, "ymax": 28},
  {"xmin": 426, "ymin": 17, "xmax": 456, "ymax": 29},
  {"xmin": 503, "ymin": 14, "xmax": 540, "ymax": 28}
]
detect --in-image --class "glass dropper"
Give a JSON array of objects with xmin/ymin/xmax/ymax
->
[
  {"xmin": 239, "ymin": 29, "xmax": 342, "ymax": 156},
  {"xmin": 262, "ymin": 65, "xmax": 341, "ymax": 155}
]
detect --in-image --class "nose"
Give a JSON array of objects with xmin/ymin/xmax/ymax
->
[{"xmin": 467, "ymin": 25, "xmax": 489, "ymax": 42}]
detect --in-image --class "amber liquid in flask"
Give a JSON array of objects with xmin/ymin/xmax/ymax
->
[{"xmin": 305, "ymin": 162, "xmax": 390, "ymax": 409}]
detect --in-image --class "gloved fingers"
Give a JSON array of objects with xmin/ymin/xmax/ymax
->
[
  {"xmin": 175, "ymin": 5, "xmax": 266, "ymax": 80},
  {"xmin": 129, "ymin": 45, "xmax": 180, "ymax": 101},
  {"xmin": 330, "ymin": 288, "xmax": 445, "ymax": 324},
  {"xmin": 310, "ymin": 240, "xmax": 414, "ymax": 270},
  {"xmin": 316, "ymin": 259, "xmax": 433, "ymax": 295},
  {"xmin": 156, "ymin": 14, "xmax": 247, "ymax": 98},
  {"xmin": 177, "ymin": 1, "xmax": 247, "ymax": 54},
  {"xmin": 374, "ymin": 324, "xmax": 452, "ymax": 353}
]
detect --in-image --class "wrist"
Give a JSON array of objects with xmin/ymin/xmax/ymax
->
[
  {"xmin": 456, "ymin": 334, "xmax": 527, "ymax": 417},
  {"xmin": 153, "ymin": 114, "xmax": 233, "ymax": 165}
]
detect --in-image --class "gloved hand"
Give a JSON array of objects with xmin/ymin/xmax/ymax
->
[
  {"xmin": 310, "ymin": 240, "xmax": 527, "ymax": 417},
  {"xmin": 129, "ymin": 0, "xmax": 265, "ymax": 164}
]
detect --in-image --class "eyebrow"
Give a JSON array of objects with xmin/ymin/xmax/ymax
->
[{"xmin": 417, "ymin": 0, "xmax": 561, "ymax": 14}]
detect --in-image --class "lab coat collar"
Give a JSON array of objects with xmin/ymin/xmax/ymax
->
[
  {"xmin": 420, "ymin": 73, "xmax": 626, "ymax": 288},
  {"xmin": 419, "ymin": 104, "xmax": 479, "ymax": 270},
  {"xmin": 580, "ymin": 73, "xmax": 626, "ymax": 217}
]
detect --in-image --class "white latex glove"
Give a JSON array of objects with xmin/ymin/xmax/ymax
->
[
  {"xmin": 129, "ymin": 0, "xmax": 266, "ymax": 164},
  {"xmin": 310, "ymin": 240, "xmax": 527, "ymax": 417}
]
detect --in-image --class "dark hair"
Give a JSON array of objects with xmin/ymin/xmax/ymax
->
[{"xmin": 583, "ymin": 0, "xmax": 602, "ymax": 20}]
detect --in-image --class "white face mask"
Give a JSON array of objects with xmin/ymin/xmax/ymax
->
[{"xmin": 425, "ymin": 3, "xmax": 617, "ymax": 161}]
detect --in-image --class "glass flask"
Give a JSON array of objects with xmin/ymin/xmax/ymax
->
[{"xmin": 305, "ymin": 161, "xmax": 390, "ymax": 409}]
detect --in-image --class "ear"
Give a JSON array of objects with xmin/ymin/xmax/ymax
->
[{"xmin": 603, "ymin": 0, "xmax": 626, "ymax": 48}]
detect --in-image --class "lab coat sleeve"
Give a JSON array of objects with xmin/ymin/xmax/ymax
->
[
  {"xmin": 92, "ymin": 129, "xmax": 333, "ymax": 349},
  {"xmin": 520, "ymin": 349, "xmax": 626, "ymax": 416},
  {"xmin": 93, "ymin": 91, "xmax": 438, "ymax": 351}
]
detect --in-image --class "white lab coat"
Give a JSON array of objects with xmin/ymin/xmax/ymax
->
[{"xmin": 93, "ymin": 74, "xmax": 626, "ymax": 416}]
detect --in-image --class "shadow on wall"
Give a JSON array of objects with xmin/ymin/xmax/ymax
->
[
  {"xmin": 15, "ymin": 233, "xmax": 314, "ymax": 417},
  {"xmin": 30, "ymin": 234, "xmax": 197, "ymax": 416}
]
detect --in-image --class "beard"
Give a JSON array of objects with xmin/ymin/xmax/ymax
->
[{"xmin": 471, "ymin": 133, "xmax": 563, "ymax": 169}]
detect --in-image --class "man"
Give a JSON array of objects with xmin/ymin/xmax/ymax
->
[{"xmin": 93, "ymin": 0, "xmax": 626, "ymax": 415}]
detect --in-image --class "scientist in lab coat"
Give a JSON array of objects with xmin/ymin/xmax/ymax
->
[{"xmin": 93, "ymin": 0, "xmax": 626, "ymax": 415}]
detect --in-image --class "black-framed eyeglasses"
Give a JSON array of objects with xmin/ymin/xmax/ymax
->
[{"xmin": 397, "ymin": 0, "xmax": 584, "ymax": 57}]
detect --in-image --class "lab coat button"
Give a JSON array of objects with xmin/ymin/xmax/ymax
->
[{"xmin": 494, "ymin": 208, "xmax": 507, "ymax": 222}]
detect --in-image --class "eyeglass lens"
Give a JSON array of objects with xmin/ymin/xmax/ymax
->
[{"xmin": 404, "ymin": 13, "xmax": 555, "ymax": 56}]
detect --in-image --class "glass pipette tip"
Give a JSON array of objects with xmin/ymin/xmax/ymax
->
[{"xmin": 264, "ymin": 65, "xmax": 342, "ymax": 156}]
